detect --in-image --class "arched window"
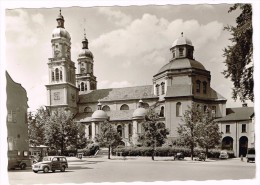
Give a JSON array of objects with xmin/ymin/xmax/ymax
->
[
  {"xmin": 84, "ymin": 107, "xmax": 92, "ymax": 113},
  {"xmin": 176, "ymin": 102, "xmax": 182, "ymax": 117},
  {"xmin": 156, "ymin": 84, "xmax": 160, "ymax": 96},
  {"xmin": 55, "ymin": 68, "xmax": 59, "ymax": 81},
  {"xmin": 52, "ymin": 71, "xmax": 55, "ymax": 81},
  {"xmin": 117, "ymin": 125, "xmax": 123, "ymax": 137},
  {"xmin": 60, "ymin": 70, "xmax": 63, "ymax": 80},
  {"xmin": 102, "ymin": 105, "xmax": 110, "ymax": 112},
  {"xmin": 129, "ymin": 123, "xmax": 133, "ymax": 136},
  {"xmin": 81, "ymin": 82, "xmax": 84, "ymax": 91},
  {"xmin": 161, "ymin": 82, "xmax": 165, "ymax": 95},
  {"xmin": 85, "ymin": 84, "xmax": 88, "ymax": 91},
  {"xmin": 120, "ymin": 104, "xmax": 129, "ymax": 110},
  {"xmin": 196, "ymin": 80, "xmax": 201, "ymax": 93},
  {"xmin": 159, "ymin": 106, "xmax": 165, "ymax": 117},
  {"xmin": 203, "ymin": 81, "xmax": 207, "ymax": 94}
]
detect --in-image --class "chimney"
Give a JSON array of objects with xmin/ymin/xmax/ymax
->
[{"xmin": 242, "ymin": 103, "xmax": 248, "ymax": 107}]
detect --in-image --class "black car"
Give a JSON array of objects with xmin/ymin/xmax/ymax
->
[{"xmin": 246, "ymin": 148, "xmax": 255, "ymax": 163}]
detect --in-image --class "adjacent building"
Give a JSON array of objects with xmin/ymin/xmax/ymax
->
[{"xmin": 6, "ymin": 71, "xmax": 29, "ymax": 161}]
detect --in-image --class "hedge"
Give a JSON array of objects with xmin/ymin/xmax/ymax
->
[{"xmin": 112, "ymin": 146, "xmax": 235, "ymax": 158}]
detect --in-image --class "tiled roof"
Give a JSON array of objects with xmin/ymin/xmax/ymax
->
[
  {"xmin": 79, "ymin": 85, "xmax": 157, "ymax": 103},
  {"xmin": 215, "ymin": 107, "xmax": 254, "ymax": 122},
  {"xmin": 74, "ymin": 110, "xmax": 135, "ymax": 122},
  {"xmin": 165, "ymin": 86, "xmax": 226, "ymax": 101}
]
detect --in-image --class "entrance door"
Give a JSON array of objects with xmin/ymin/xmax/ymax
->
[{"xmin": 239, "ymin": 136, "xmax": 248, "ymax": 157}]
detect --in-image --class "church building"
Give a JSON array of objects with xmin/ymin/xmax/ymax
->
[{"xmin": 46, "ymin": 10, "xmax": 228, "ymax": 147}]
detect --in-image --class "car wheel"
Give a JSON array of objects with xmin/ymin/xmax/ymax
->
[
  {"xmin": 43, "ymin": 166, "xmax": 49, "ymax": 173},
  {"xmin": 33, "ymin": 170, "xmax": 38, "ymax": 173},
  {"xmin": 60, "ymin": 166, "xmax": 65, "ymax": 172},
  {"xmin": 20, "ymin": 163, "xmax": 27, "ymax": 170},
  {"xmin": 52, "ymin": 170, "xmax": 55, "ymax": 173}
]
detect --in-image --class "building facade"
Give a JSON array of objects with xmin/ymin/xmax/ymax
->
[
  {"xmin": 46, "ymin": 11, "xmax": 254, "ymax": 155},
  {"xmin": 6, "ymin": 72, "xmax": 29, "ymax": 161},
  {"xmin": 216, "ymin": 105, "xmax": 254, "ymax": 157}
]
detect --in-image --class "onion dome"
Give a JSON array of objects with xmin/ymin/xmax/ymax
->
[
  {"xmin": 172, "ymin": 32, "xmax": 193, "ymax": 47},
  {"xmin": 52, "ymin": 9, "xmax": 71, "ymax": 40},
  {"xmin": 78, "ymin": 30, "xmax": 93, "ymax": 58},
  {"xmin": 52, "ymin": 28, "xmax": 71, "ymax": 40},
  {"xmin": 91, "ymin": 102, "xmax": 108, "ymax": 122},
  {"xmin": 132, "ymin": 100, "xmax": 147, "ymax": 120}
]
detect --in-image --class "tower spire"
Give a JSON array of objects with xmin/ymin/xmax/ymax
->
[
  {"xmin": 56, "ymin": 8, "xmax": 65, "ymax": 28},
  {"xmin": 82, "ymin": 28, "xmax": 89, "ymax": 49}
]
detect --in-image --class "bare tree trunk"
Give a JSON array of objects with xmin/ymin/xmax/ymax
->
[
  {"xmin": 108, "ymin": 145, "xmax": 111, "ymax": 159},
  {"xmin": 152, "ymin": 144, "xmax": 155, "ymax": 161},
  {"xmin": 191, "ymin": 145, "xmax": 194, "ymax": 160}
]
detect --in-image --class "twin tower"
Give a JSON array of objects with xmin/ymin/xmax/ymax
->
[{"xmin": 45, "ymin": 10, "xmax": 96, "ymax": 114}]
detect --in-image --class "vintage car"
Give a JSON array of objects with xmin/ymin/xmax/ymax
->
[
  {"xmin": 219, "ymin": 150, "xmax": 229, "ymax": 159},
  {"xmin": 8, "ymin": 157, "xmax": 32, "ymax": 170},
  {"xmin": 246, "ymin": 148, "xmax": 255, "ymax": 163},
  {"xmin": 32, "ymin": 156, "xmax": 68, "ymax": 173}
]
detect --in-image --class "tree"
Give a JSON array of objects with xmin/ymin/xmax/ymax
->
[
  {"xmin": 138, "ymin": 109, "xmax": 169, "ymax": 160},
  {"xmin": 177, "ymin": 104, "xmax": 203, "ymax": 160},
  {"xmin": 196, "ymin": 108, "xmax": 222, "ymax": 158},
  {"xmin": 223, "ymin": 4, "xmax": 253, "ymax": 102},
  {"xmin": 28, "ymin": 107, "xmax": 86, "ymax": 155},
  {"xmin": 95, "ymin": 121, "xmax": 122, "ymax": 159}
]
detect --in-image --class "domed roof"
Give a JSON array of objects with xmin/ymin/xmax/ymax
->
[
  {"xmin": 132, "ymin": 107, "xmax": 147, "ymax": 120},
  {"xmin": 157, "ymin": 58, "xmax": 206, "ymax": 75},
  {"xmin": 78, "ymin": 49, "xmax": 93, "ymax": 58},
  {"xmin": 92, "ymin": 110, "xmax": 108, "ymax": 122},
  {"xmin": 52, "ymin": 28, "xmax": 71, "ymax": 40},
  {"xmin": 172, "ymin": 36, "xmax": 193, "ymax": 47}
]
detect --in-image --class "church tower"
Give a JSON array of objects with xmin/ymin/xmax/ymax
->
[
  {"xmin": 76, "ymin": 30, "xmax": 97, "ymax": 93},
  {"xmin": 45, "ymin": 10, "xmax": 78, "ymax": 114}
]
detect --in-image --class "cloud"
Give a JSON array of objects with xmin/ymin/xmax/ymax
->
[
  {"xmin": 98, "ymin": 80, "xmax": 132, "ymax": 89},
  {"xmin": 98, "ymin": 7, "xmax": 132, "ymax": 26},
  {"xmin": 6, "ymin": 9, "xmax": 45, "ymax": 48},
  {"xmin": 91, "ymin": 14, "xmax": 223, "ymax": 66}
]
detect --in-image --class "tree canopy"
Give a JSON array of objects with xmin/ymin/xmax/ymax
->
[
  {"xmin": 177, "ymin": 104, "xmax": 222, "ymax": 160},
  {"xmin": 95, "ymin": 121, "xmax": 122, "ymax": 159},
  {"xmin": 223, "ymin": 3, "xmax": 253, "ymax": 102},
  {"xmin": 28, "ymin": 107, "xmax": 86, "ymax": 154},
  {"xmin": 138, "ymin": 109, "xmax": 169, "ymax": 160}
]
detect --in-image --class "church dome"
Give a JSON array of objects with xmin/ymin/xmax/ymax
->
[
  {"xmin": 78, "ymin": 49, "xmax": 93, "ymax": 58},
  {"xmin": 157, "ymin": 58, "xmax": 205, "ymax": 74},
  {"xmin": 172, "ymin": 35, "xmax": 193, "ymax": 47},
  {"xmin": 52, "ymin": 28, "xmax": 71, "ymax": 40},
  {"xmin": 92, "ymin": 110, "xmax": 108, "ymax": 122},
  {"xmin": 132, "ymin": 107, "xmax": 147, "ymax": 120}
]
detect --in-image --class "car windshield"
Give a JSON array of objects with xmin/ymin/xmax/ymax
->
[
  {"xmin": 42, "ymin": 157, "xmax": 52, "ymax": 161},
  {"xmin": 248, "ymin": 149, "xmax": 255, "ymax": 154}
]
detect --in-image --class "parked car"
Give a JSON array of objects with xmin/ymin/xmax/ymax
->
[
  {"xmin": 8, "ymin": 157, "xmax": 32, "ymax": 170},
  {"xmin": 219, "ymin": 150, "xmax": 229, "ymax": 159},
  {"xmin": 32, "ymin": 156, "xmax": 68, "ymax": 173},
  {"xmin": 246, "ymin": 148, "xmax": 255, "ymax": 163},
  {"xmin": 174, "ymin": 152, "xmax": 184, "ymax": 160},
  {"xmin": 195, "ymin": 152, "xmax": 206, "ymax": 161}
]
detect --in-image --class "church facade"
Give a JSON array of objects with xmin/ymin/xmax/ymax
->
[{"xmin": 46, "ymin": 11, "xmax": 227, "ymax": 147}]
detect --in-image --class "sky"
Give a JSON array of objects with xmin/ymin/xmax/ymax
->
[{"xmin": 3, "ymin": 2, "xmax": 256, "ymax": 112}]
